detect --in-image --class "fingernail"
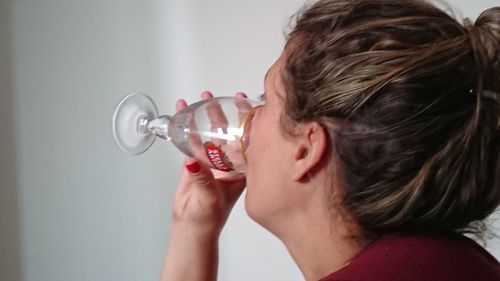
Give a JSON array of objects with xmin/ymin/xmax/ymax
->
[
  {"xmin": 202, "ymin": 91, "xmax": 213, "ymax": 97},
  {"xmin": 186, "ymin": 162, "xmax": 201, "ymax": 173}
]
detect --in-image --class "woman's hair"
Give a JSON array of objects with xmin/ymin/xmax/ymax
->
[{"xmin": 282, "ymin": 0, "xmax": 500, "ymax": 235}]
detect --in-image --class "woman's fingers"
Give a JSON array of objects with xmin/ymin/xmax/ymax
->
[
  {"xmin": 176, "ymin": 99, "xmax": 188, "ymax": 112},
  {"xmin": 184, "ymin": 160, "xmax": 223, "ymax": 207},
  {"xmin": 185, "ymin": 160, "xmax": 214, "ymax": 188},
  {"xmin": 203, "ymin": 92, "xmax": 229, "ymax": 146},
  {"xmin": 201, "ymin": 91, "xmax": 213, "ymax": 100},
  {"xmin": 217, "ymin": 174, "xmax": 246, "ymax": 203},
  {"xmin": 175, "ymin": 91, "xmax": 251, "ymax": 172},
  {"xmin": 234, "ymin": 91, "xmax": 247, "ymax": 99},
  {"xmin": 234, "ymin": 92, "xmax": 253, "ymax": 124}
]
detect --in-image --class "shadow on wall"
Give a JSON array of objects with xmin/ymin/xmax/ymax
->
[{"xmin": 0, "ymin": 0, "xmax": 22, "ymax": 280}]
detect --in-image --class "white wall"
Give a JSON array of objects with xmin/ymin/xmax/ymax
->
[{"xmin": 0, "ymin": 1, "xmax": 498, "ymax": 281}]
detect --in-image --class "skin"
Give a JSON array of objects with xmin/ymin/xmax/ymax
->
[{"xmin": 160, "ymin": 52, "xmax": 368, "ymax": 281}]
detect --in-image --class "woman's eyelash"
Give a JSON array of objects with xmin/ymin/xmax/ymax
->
[{"xmin": 258, "ymin": 93, "xmax": 266, "ymax": 102}]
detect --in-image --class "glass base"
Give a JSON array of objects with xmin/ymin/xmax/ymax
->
[{"xmin": 112, "ymin": 93, "xmax": 158, "ymax": 155}]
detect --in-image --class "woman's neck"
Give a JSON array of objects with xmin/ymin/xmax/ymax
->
[{"xmin": 280, "ymin": 206, "xmax": 370, "ymax": 281}]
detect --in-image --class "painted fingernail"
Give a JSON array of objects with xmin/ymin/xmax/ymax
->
[{"xmin": 186, "ymin": 162, "xmax": 201, "ymax": 173}]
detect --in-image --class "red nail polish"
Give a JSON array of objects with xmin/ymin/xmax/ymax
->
[{"xmin": 186, "ymin": 162, "xmax": 201, "ymax": 173}]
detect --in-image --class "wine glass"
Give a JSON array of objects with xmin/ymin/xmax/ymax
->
[{"xmin": 112, "ymin": 92, "xmax": 261, "ymax": 172}]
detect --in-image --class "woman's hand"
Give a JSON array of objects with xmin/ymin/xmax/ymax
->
[
  {"xmin": 173, "ymin": 158, "xmax": 246, "ymax": 234},
  {"xmin": 172, "ymin": 91, "xmax": 247, "ymax": 234},
  {"xmin": 160, "ymin": 91, "xmax": 247, "ymax": 281}
]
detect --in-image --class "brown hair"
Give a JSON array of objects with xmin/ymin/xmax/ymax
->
[{"xmin": 282, "ymin": 0, "xmax": 500, "ymax": 235}]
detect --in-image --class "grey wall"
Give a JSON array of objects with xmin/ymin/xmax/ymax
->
[
  {"xmin": 0, "ymin": 0, "xmax": 22, "ymax": 280},
  {"xmin": 3, "ymin": 0, "xmax": 179, "ymax": 280},
  {"xmin": 0, "ymin": 1, "xmax": 499, "ymax": 281}
]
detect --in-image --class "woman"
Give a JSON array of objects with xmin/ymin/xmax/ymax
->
[{"xmin": 161, "ymin": 0, "xmax": 500, "ymax": 280}]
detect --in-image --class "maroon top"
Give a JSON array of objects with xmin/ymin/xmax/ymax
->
[{"xmin": 320, "ymin": 234, "xmax": 500, "ymax": 281}]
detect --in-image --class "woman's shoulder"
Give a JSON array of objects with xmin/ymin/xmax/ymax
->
[{"xmin": 319, "ymin": 233, "xmax": 500, "ymax": 281}]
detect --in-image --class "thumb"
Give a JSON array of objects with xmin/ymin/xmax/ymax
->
[
  {"xmin": 217, "ymin": 175, "xmax": 246, "ymax": 203},
  {"xmin": 185, "ymin": 160, "xmax": 216, "ymax": 192}
]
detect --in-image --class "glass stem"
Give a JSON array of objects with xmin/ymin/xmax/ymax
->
[{"xmin": 138, "ymin": 115, "xmax": 171, "ymax": 140}]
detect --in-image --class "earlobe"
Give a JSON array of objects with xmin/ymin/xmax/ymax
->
[{"xmin": 291, "ymin": 122, "xmax": 328, "ymax": 182}]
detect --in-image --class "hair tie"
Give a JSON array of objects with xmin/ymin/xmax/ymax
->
[
  {"xmin": 482, "ymin": 90, "xmax": 498, "ymax": 101},
  {"xmin": 469, "ymin": 89, "xmax": 499, "ymax": 102}
]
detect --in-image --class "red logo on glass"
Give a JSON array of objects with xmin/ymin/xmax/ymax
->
[{"xmin": 203, "ymin": 141, "xmax": 234, "ymax": 171}]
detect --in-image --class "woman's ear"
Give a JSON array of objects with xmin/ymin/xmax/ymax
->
[{"xmin": 291, "ymin": 122, "xmax": 328, "ymax": 182}]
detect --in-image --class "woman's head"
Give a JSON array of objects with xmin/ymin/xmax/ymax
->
[{"xmin": 271, "ymin": 0, "xmax": 500, "ymax": 236}]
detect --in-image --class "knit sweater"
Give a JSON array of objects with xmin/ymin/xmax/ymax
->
[{"xmin": 319, "ymin": 234, "xmax": 500, "ymax": 281}]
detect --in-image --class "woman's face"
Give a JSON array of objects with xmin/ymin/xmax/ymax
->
[{"xmin": 244, "ymin": 53, "xmax": 299, "ymax": 232}]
